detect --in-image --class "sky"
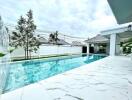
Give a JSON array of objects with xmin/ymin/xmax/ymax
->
[{"xmin": 0, "ymin": 0, "xmax": 118, "ymax": 38}]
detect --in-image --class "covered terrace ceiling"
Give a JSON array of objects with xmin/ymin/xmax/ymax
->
[{"xmin": 108, "ymin": 0, "xmax": 132, "ymax": 24}]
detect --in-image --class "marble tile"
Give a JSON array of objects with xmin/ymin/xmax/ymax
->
[
  {"xmin": 21, "ymin": 83, "xmax": 51, "ymax": 100},
  {"xmin": 0, "ymin": 88, "xmax": 23, "ymax": 100}
]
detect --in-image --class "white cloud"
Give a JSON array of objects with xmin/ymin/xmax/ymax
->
[{"xmin": 0, "ymin": 0, "xmax": 117, "ymax": 38}]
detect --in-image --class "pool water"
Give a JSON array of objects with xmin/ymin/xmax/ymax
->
[{"xmin": 4, "ymin": 54, "xmax": 106, "ymax": 93}]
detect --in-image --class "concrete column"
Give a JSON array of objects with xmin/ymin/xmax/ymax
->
[
  {"xmin": 106, "ymin": 43, "xmax": 110, "ymax": 55},
  {"xmin": 110, "ymin": 34, "xmax": 116, "ymax": 56},
  {"xmin": 87, "ymin": 43, "xmax": 90, "ymax": 54},
  {"xmin": 115, "ymin": 35, "xmax": 120, "ymax": 55},
  {"xmin": 94, "ymin": 44, "xmax": 98, "ymax": 53}
]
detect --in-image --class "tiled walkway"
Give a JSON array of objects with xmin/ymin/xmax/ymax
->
[{"xmin": 1, "ymin": 56, "xmax": 132, "ymax": 100}]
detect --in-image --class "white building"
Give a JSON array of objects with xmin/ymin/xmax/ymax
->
[
  {"xmin": 101, "ymin": 0, "xmax": 132, "ymax": 56},
  {"xmin": 85, "ymin": 34, "xmax": 109, "ymax": 55},
  {"xmin": 101, "ymin": 25, "xmax": 132, "ymax": 56}
]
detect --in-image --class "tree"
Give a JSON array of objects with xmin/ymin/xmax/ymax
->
[
  {"xmin": 49, "ymin": 33, "xmax": 55, "ymax": 43},
  {"xmin": 122, "ymin": 38, "xmax": 132, "ymax": 54},
  {"xmin": 49, "ymin": 31, "xmax": 59, "ymax": 44},
  {"xmin": 10, "ymin": 10, "xmax": 40, "ymax": 59}
]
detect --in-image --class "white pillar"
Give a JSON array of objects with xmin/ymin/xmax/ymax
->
[
  {"xmin": 87, "ymin": 43, "xmax": 90, "ymax": 54},
  {"xmin": 94, "ymin": 44, "xmax": 97, "ymax": 53},
  {"xmin": 115, "ymin": 35, "xmax": 120, "ymax": 55},
  {"xmin": 106, "ymin": 43, "xmax": 110, "ymax": 55},
  {"xmin": 110, "ymin": 34, "xmax": 116, "ymax": 56}
]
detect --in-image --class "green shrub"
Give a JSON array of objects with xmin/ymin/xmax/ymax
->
[{"xmin": 0, "ymin": 52, "xmax": 5, "ymax": 57}]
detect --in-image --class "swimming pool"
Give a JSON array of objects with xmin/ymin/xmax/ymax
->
[{"xmin": 4, "ymin": 54, "xmax": 106, "ymax": 93}]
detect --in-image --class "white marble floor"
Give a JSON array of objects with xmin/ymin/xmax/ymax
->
[{"xmin": 0, "ymin": 56, "xmax": 132, "ymax": 100}]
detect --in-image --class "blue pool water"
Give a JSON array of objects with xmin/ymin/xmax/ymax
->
[{"xmin": 4, "ymin": 54, "xmax": 106, "ymax": 93}]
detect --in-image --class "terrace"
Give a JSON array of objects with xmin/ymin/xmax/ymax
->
[{"xmin": 0, "ymin": 0, "xmax": 132, "ymax": 100}]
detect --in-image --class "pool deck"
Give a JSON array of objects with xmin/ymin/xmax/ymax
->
[{"xmin": 1, "ymin": 56, "xmax": 132, "ymax": 100}]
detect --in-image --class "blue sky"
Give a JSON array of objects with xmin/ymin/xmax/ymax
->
[{"xmin": 0, "ymin": 0, "xmax": 118, "ymax": 37}]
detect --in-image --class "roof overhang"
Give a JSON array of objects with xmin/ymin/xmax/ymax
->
[
  {"xmin": 101, "ymin": 25, "xmax": 132, "ymax": 39},
  {"xmin": 108, "ymin": 0, "xmax": 132, "ymax": 24},
  {"xmin": 84, "ymin": 35, "xmax": 109, "ymax": 44}
]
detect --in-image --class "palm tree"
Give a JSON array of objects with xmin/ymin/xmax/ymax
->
[
  {"xmin": 49, "ymin": 33, "xmax": 55, "ymax": 43},
  {"xmin": 49, "ymin": 31, "xmax": 59, "ymax": 45},
  {"xmin": 54, "ymin": 31, "xmax": 59, "ymax": 44}
]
